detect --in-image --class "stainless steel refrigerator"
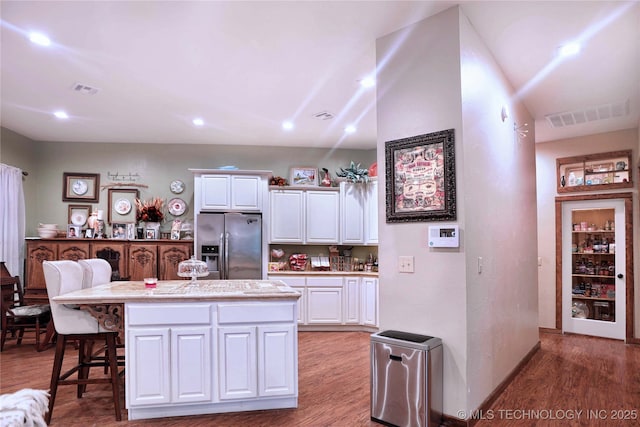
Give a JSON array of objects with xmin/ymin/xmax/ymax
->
[{"xmin": 196, "ymin": 212, "xmax": 262, "ymax": 280}]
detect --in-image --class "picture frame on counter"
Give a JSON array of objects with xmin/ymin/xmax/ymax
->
[
  {"xmin": 66, "ymin": 224, "xmax": 81, "ymax": 238},
  {"xmin": 108, "ymin": 188, "xmax": 139, "ymax": 224},
  {"xmin": 68, "ymin": 204, "xmax": 91, "ymax": 227},
  {"xmin": 62, "ymin": 172, "xmax": 100, "ymax": 203},
  {"xmin": 290, "ymin": 167, "xmax": 318, "ymax": 186},
  {"xmin": 111, "ymin": 223, "xmax": 127, "ymax": 239},
  {"xmin": 385, "ymin": 128, "xmax": 456, "ymax": 223}
]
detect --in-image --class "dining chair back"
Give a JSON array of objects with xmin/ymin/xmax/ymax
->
[{"xmin": 0, "ymin": 262, "xmax": 51, "ymax": 352}]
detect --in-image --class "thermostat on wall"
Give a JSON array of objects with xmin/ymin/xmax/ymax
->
[{"xmin": 428, "ymin": 225, "xmax": 459, "ymax": 248}]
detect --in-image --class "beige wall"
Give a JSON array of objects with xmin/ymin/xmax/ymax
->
[
  {"xmin": 536, "ymin": 128, "xmax": 638, "ymax": 338},
  {"xmin": 376, "ymin": 6, "xmax": 538, "ymax": 417},
  {"xmin": 1, "ymin": 127, "xmax": 375, "ymax": 236}
]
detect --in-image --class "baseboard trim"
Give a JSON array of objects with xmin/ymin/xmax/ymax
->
[
  {"xmin": 539, "ymin": 327, "xmax": 562, "ymax": 334},
  {"xmin": 442, "ymin": 340, "xmax": 541, "ymax": 427}
]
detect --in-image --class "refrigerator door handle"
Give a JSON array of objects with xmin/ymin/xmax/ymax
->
[
  {"xmin": 220, "ymin": 232, "xmax": 226, "ymax": 279},
  {"xmin": 224, "ymin": 231, "xmax": 230, "ymax": 280}
]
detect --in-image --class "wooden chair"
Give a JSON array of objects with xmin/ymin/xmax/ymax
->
[
  {"xmin": 0, "ymin": 262, "xmax": 51, "ymax": 352},
  {"xmin": 43, "ymin": 260, "xmax": 122, "ymax": 423}
]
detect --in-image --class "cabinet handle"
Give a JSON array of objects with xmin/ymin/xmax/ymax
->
[
  {"xmin": 389, "ymin": 354, "xmax": 402, "ymax": 362},
  {"xmin": 617, "ymin": 273, "xmax": 624, "ymax": 279}
]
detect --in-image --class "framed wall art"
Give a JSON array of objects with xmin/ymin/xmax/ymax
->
[
  {"xmin": 63, "ymin": 172, "xmax": 100, "ymax": 203},
  {"xmin": 385, "ymin": 129, "xmax": 456, "ymax": 223},
  {"xmin": 108, "ymin": 188, "xmax": 139, "ymax": 224},
  {"xmin": 68, "ymin": 204, "xmax": 91, "ymax": 227},
  {"xmin": 290, "ymin": 167, "xmax": 318, "ymax": 186}
]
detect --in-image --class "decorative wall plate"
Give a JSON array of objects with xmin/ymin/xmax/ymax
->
[
  {"xmin": 168, "ymin": 198, "xmax": 187, "ymax": 216},
  {"xmin": 170, "ymin": 180, "xmax": 185, "ymax": 194},
  {"xmin": 71, "ymin": 212, "xmax": 87, "ymax": 226},
  {"xmin": 72, "ymin": 179, "xmax": 88, "ymax": 195},
  {"xmin": 114, "ymin": 198, "xmax": 132, "ymax": 215}
]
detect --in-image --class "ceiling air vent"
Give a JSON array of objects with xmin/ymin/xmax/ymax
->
[
  {"xmin": 71, "ymin": 82, "xmax": 100, "ymax": 95},
  {"xmin": 545, "ymin": 99, "xmax": 629, "ymax": 128},
  {"xmin": 313, "ymin": 111, "xmax": 334, "ymax": 120}
]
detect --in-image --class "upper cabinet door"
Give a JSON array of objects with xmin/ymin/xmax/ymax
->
[
  {"xmin": 201, "ymin": 175, "xmax": 232, "ymax": 211},
  {"xmin": 341, "ymin": 182, "xmax": 365, "ymax": 244},
  {"xmin": 199, "ymin": 174, "xmax": 262, "ymax": 212},
  {"xmin": 305, "ymin": 191, "xmax": 340, "ymax": 243},
  {"xmin": 269, "ymin": 190, "xmax": 305, "ymax": 243},
  {"xmin": 231, "ymin": 175, "xmax": 261, "ymax": 211},
  {"xmin": 365, "ymin": 180, "xmax": 379, "ymax": 244}
]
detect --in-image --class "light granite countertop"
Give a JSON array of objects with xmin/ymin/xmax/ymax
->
[{"xmin": 52, "ymin": 279, "xmax": 301, "ymax": 304}]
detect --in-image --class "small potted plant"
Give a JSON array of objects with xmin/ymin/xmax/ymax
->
[{"xmin": 336, "ymin": 161, "xmax": 369, "ymax": 183}]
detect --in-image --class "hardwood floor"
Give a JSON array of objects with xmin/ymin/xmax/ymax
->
[{"xmin": 1, "ymin": 331, "xmax": 639, "ymax": 426}]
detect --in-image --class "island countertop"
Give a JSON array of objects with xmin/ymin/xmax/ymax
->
[{"xmin": 52, "ymin": 279, "xmax": 301, "ymax": 304}]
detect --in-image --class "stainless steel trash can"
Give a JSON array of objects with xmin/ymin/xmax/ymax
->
[{"xmin": 371, "ymin": 330, "xmax": 443, "ymax": 427}]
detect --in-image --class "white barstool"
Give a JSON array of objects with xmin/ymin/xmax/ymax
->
[{"xmin": 43, "ymin": 260, "xmax": 122, "ymax": 424}]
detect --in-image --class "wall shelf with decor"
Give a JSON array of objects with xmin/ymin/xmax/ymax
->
[{"xmin": 556, "ymin": 150, "xmax": 632, "ymax": 193}]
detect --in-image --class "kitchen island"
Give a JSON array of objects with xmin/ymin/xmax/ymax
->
[{"xmin": 53, "ymin": 279, "xmax": 301, "ymax": 420}]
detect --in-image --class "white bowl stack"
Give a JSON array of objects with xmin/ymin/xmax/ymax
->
[{"xmin": 38, "ymin": 223, "xmax": 58, "ymax": 238}]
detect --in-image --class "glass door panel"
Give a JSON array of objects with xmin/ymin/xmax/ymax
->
[{"xmin": 562, "ymin": 199, "xmax": 625, "ymax": 340}]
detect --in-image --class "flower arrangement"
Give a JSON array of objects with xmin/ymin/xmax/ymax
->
[
  {"xmin": 135, "ymin": 197, "xmax": 165, "ymax": 223},
  {"xmin": 270, "ymin": 176, "xmax": 288, "ymax": 186}
]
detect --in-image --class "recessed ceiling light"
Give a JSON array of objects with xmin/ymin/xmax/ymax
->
[
  {"xmin": 344, "ymin": 125, "xmax": 357, "ymax": 134},
  {"xmin": 192, "ymin": 118, "xmax": 204, "ymax": 126},
  {"xmin": 282, "ymin": 121, "xmax": 294, "ymax": 130},
  {"xmin": 53, "ymin": 111, "xmax": 68, "ymax": 119},
  {"xmin": 359, "ymin": 77, "xmax": 376, "ymax": 88},
  {"xmin": 558, "ymin": 42, "xmax": 581, "ymax": 57},
  {"xmin": 29, "ymin": 32, "xmax": 51, "ymax": 47}
]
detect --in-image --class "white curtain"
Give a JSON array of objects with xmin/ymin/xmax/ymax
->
[{"xmin": 0, "ymin": 163, "xmax": 26, "ymax": 279}]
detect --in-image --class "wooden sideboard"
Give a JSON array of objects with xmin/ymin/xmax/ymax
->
[{"xmin": 25, "ymin": 238, "xmax": 193, "ymax": 303}]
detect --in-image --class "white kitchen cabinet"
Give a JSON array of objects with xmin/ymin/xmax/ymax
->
[
  {"xmin": 361, "ymin": 277, "xmax": 378, "ymax": 327},
  {"xmin": 199, "ymin": 174, "xmax": 262, "ymax": 212},
  {"xmin": 267, "ymin": 274, "xmax": 378, "ymax": 329},
  {"xmin": 341, "ymin": 183, "xmax": 365, "ymax": 244},
  {"xmin": 171, "ymin": 327, "xmax": 212, "ymax": 403},
  {"xmin": 305, "ymin": 190, "xmax": 340, "ymax": 243},
  {"xmin": 217, "ymin": 302, "xmax": 298, "ymax": 401},
  {"xmin": 269, "ymin": 276, "xmax": 306, "ymax": 324},
  {"xmin": 127, "ymin": 304, "xmax": 213, "ymax": 408},
  {"xmin": 306, "ymin": 276, "xmax": 343, "ymax": 324},
  {"xmin": 340, "ymin": 180, "xmax": 378, "ymax": 245},
  {"xmin": 127, "ymin": 328, "xmax": 172, "ymax": 406},
  {"xmin": 257, "ymin": 324, "xmax": 296, "ymax": 397},
  {"xmin": 218, "ymin": 326, "xmax": 258, "ymax": 400},
  {"xmin": 269, "ymin": 188, "xmax": 339, "ymax": 244},
  {"xmin": 270, "ymin": 190, "xmax": 305, "ymax": 243},
  {"xmin": 344, "ymin": 277, "xmax": 360, "ymax": 324},
  {"xmin": 365, "ymin": 180, "xmax": 379, "ymax": 244}
]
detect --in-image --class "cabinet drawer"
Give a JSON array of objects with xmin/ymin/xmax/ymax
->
[
  {"xmin": 218, "ymin": 302, "xmax": 295, "ymax": 324},
  {"xmin": 306, "ymin": 276, "xmax": 343, "ymax": 287},
  {"xmin": 268, "ymin": 276, "xmax": 306, "ymax": 287},
  {"xmin": 127, "ymin": 304, "xmax": 211, "ymax": 326}
]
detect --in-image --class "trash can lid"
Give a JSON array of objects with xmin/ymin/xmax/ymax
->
[{"xmin": 378, "ymin": 330, "xmax": 434, "ymax": 343}]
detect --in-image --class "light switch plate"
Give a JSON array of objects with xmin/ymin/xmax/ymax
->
[{"xmin": 399, "ymin": 256, "xmax": 414, "ymax": 273}]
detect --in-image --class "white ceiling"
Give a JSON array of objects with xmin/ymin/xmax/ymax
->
[{"xmin": 1, "ymin": 1, "xmax": 638, "ymax": 150}]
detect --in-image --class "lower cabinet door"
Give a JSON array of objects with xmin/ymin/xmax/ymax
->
[
  {"xmin": 128, "ymin": 328, "xmax": 171, "ymax": 406},
  {"xmin": 307, "ymin": 287, "xmax": 343, "ymax": 324},
  {"xmin": 218, "ymin": 326, "xmax": 257, "ymax": 400},
  {"xmin": 258, "ymin": 324, "xmax": 296, "ymax": 397},
  {"xmin": 171, "ymin": 327, "xmax": 212, "ymax": 403},
  {"xmin": 344, "ymin": 277, "xmax": 360, "ymax": 324},
  {"xmin": 361, "ymin": 277, "xmax": 378, "ymax": 326}
]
